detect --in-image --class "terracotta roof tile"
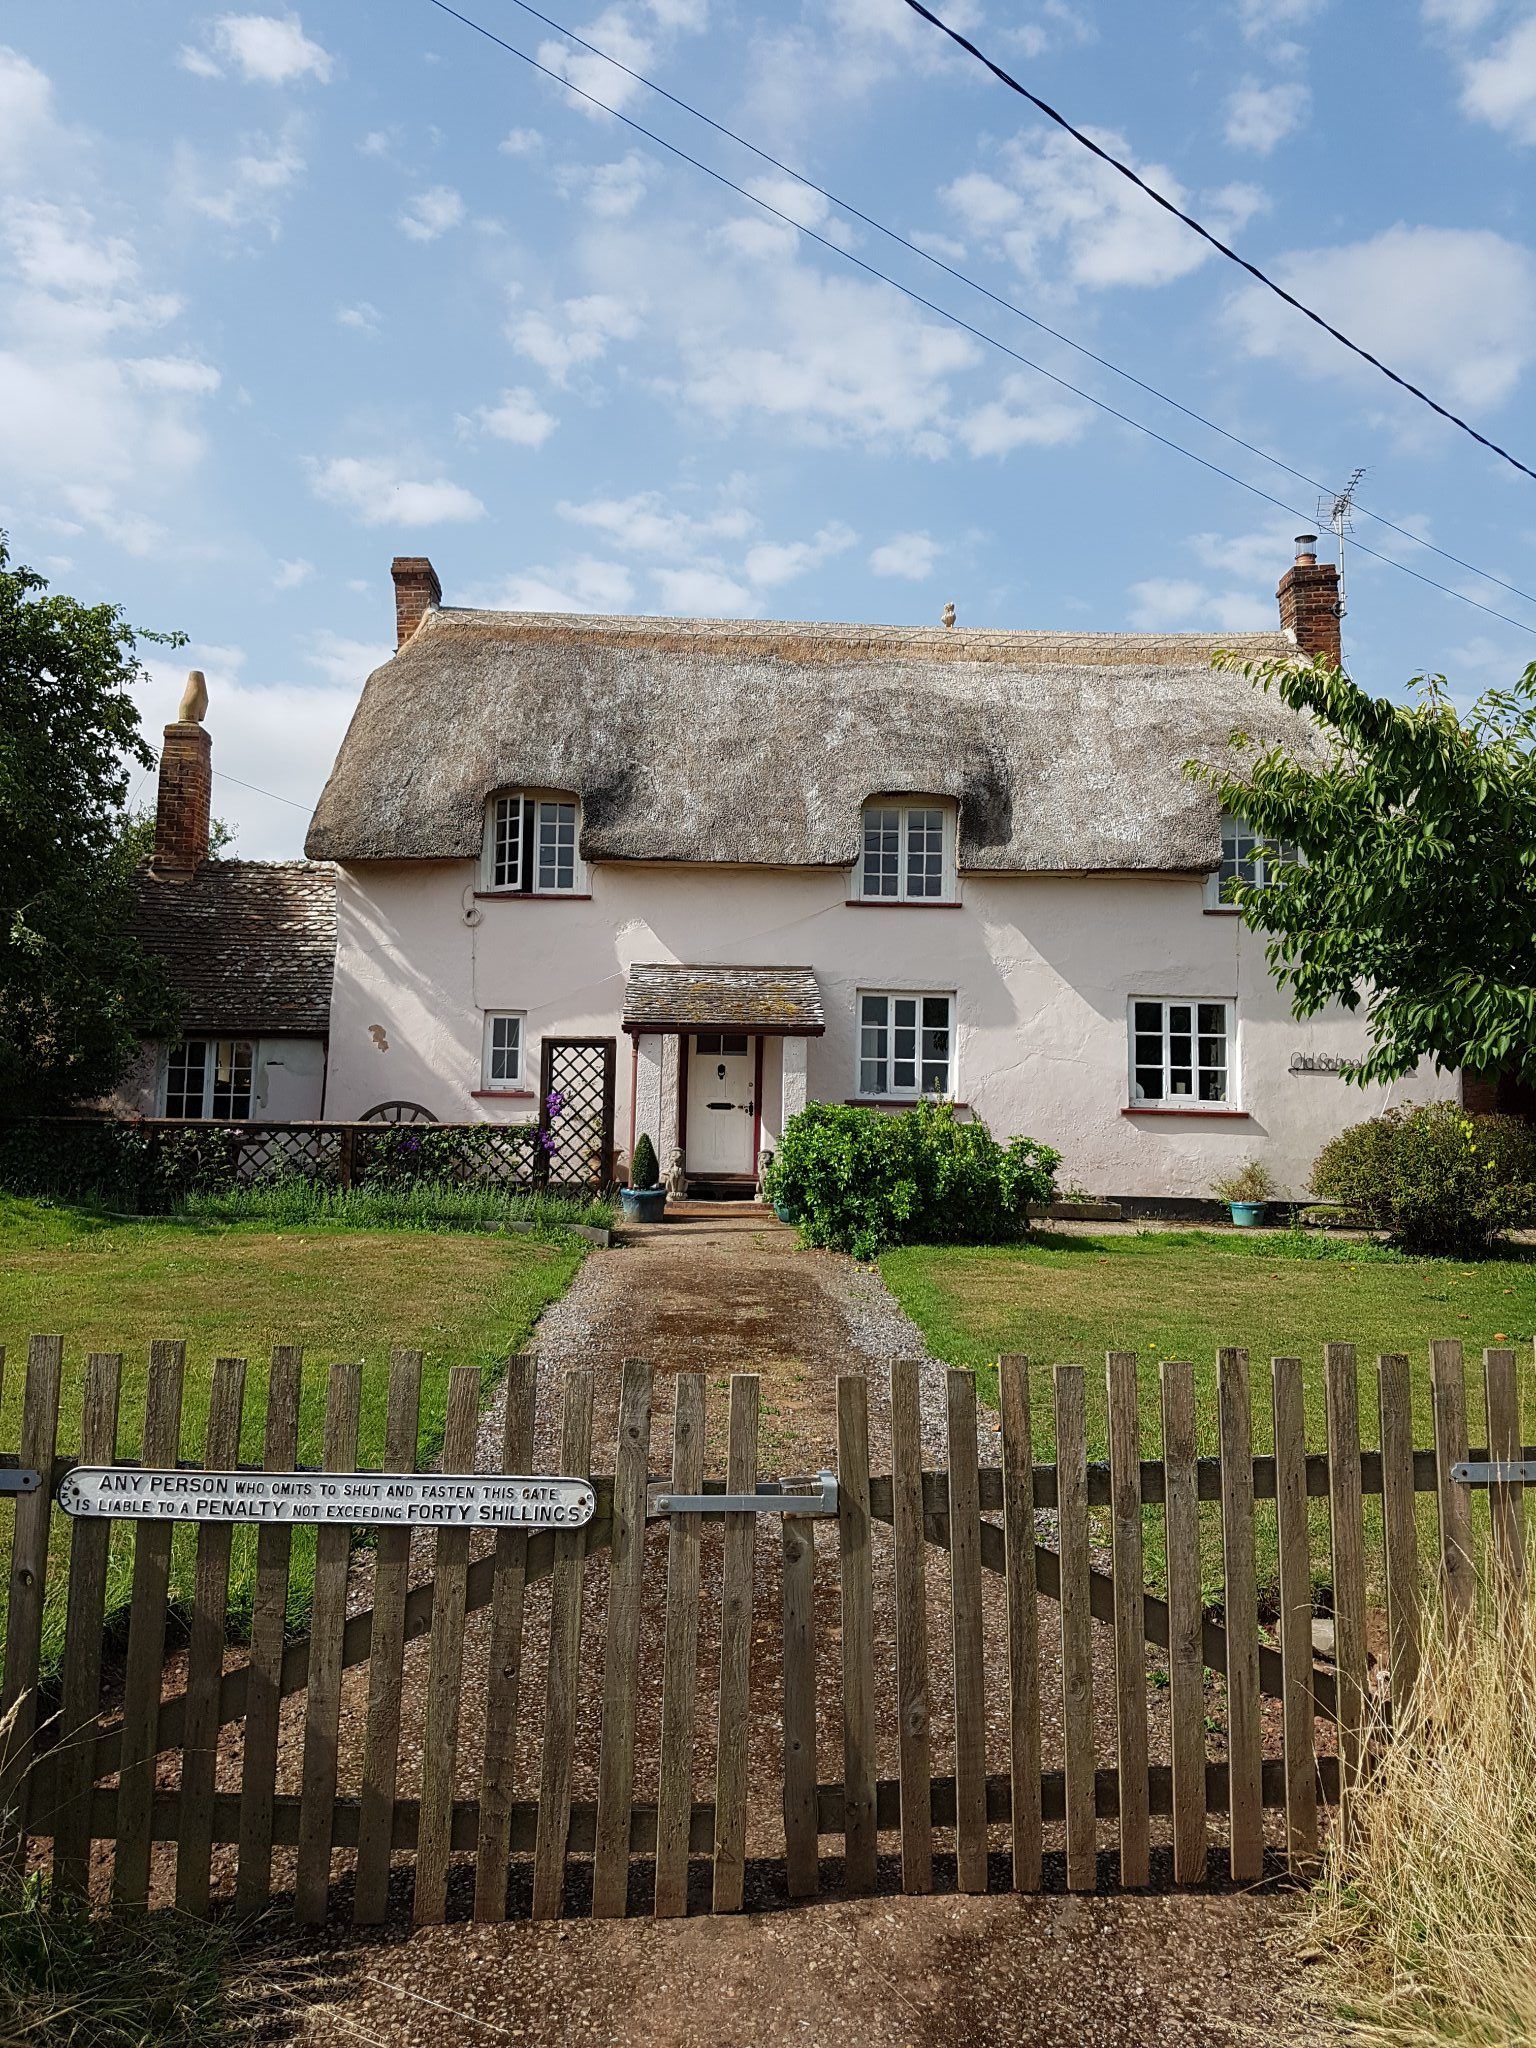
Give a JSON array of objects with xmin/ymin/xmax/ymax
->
[{"xmin": 133, "ymin": 860, "xmax": 336, "ymax": 1036}]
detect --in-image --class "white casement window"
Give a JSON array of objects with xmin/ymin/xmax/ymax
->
[
  {"xmin": 1207, "ymin": 811, "xmax": 1299, "ymax": 906},
  {"xmin": 482, "ymin": 1012, "xmax": 525, "ymax": 1090},
  {"xmin": 163, "ymin": 1038, "xmax": 254, "ymax": 1119},
  {"xmin": 483, "ymin": 792, "xmax": 584, "ymax": 894},
  {"xmin": 1130, "ymin": 998, "xmax": 1232, "ymax": 1105},
  {"xmin": 858, "ymin": 991, "xmax": 955, "ymax": 1099},
  {"xmin": 858, "ymin": 801, "xmax": 955, "ymax": 901}
]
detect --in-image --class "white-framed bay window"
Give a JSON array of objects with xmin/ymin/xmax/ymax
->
[
  {"xmin": 1130, "ymin": 997, "xmax": 1233, "ymax": 1106},
  {"xmin": 857, "ymin": 800, "xmax": 956, "ymax": 901},
  {"xmin": 482, "ymin": 791, "xmax": 584, "ymax": 894},
  {"xmin": 857, "ymin": 991, "xmax": 955, "ymax": 1099},
  {"xmin": 163, "ymin": 1037, "xmax": 254, "ymax": 1119},
  {"xmin": 481, "ymin": 1012, "xmax": 526, "ymax": 1091}
]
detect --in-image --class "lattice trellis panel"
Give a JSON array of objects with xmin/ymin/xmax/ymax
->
[{"xmin": 538, "ymin": 1037, "xmax": 617, "ymax": 1192}]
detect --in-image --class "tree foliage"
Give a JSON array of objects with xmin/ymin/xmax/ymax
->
[
  {"xmin": 1190, "ymin": 652, "xmax": 1536, "ymax": 1088},
  {"xmin": 0, "ymin": 534, "xmax": 181, "ymax": 1109}
]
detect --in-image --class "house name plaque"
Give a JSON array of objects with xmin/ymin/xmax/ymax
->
[
  {"xmin": 57, "ymin": 1467, "xmax": 596, "ymax": 1529},
  {"xmin": 1288, "ymin": 1051, "xmax": 1349, "ymax": 1074}
]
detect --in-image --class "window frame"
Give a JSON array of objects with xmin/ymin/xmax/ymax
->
[
  {"xmin": 856, "ymin": 800, "xmax": 958, "ymax": 903},
  {"xmin": 1205, "ymin": 811, "xmax": 1300, "ymax": 910},
  {"xmin": 481, "ymin": 1011, "xmax": 526, "ymax": 1091},
  {"xmin": 162, "ymin": 1036, "xmax": 256, "ymax": 1119},
  {"xmin": 1128, "ymin": 997, "xmax": 1234, "ymax": 1108},
  {"xmin": 481, "ymin": 790, "xmax": 585, "ymax": 896},
  {"xmin": 855, "ymin": 989, "xmax": 956, "ymax": 1101}
]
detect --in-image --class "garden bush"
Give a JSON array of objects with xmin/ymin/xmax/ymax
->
[
  {"xmin": 763, "ymin": 1099, "xmax": 1059, "ymax": 1259},
  {"xmin": 1310, "ymin": 1100, "xmax": 1536, "ymax": 1255}
]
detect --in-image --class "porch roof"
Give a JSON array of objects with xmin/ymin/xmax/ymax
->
[{"xmin": 622, "ymin": 963, "xmax": 824, "ymax": 1037}]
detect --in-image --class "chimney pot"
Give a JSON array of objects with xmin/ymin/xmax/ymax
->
[
  {"xmin": 391, "ymin": 555, "xmax": 442, "ymax": 646},
  {"xmin": 151, "ymin": 672, "xmax": 214, "ymax": 880},
  {"xmin": 1294, "ymin": 533, "xmax": 1318, "ymax": 565}
]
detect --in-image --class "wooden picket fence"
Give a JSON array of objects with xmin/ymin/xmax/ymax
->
[{"xmin": 0, "ymin": 1334, "xmax": 1525, "ymax": 1919}]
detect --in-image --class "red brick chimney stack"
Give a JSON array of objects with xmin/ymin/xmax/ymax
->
[
  {"xmin": 151, "ymin": 669, "xmax": 212, "ymax": 881},
  {"xmin": 392, "ymin": 555, "xmax": 442, "ymax": 646},
  {"xmin": 1277, "ymin": 533, "xmax": 1343, "ymax": 665}
]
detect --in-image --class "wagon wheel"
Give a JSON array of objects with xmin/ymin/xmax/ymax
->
[{"xmin": 357, "ymin": 1101, "xmax": 439, "ymax": 1125}]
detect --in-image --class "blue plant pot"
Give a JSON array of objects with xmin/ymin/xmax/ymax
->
[
  {"xmin": 1228, "ymin": 1201, "xmax": 1267, "ymax": 1228},
  {"xmin": 773, "ymin": 1201, "xmax": 794, "ymax": 1224},
  {"xmin": 620, "ymin": 1186, "xmax": 668, "ymax": 1223}
]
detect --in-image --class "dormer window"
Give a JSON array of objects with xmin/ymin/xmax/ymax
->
[
  {"xmin": 1207, "ymin": 811, "xmax": 1299, "ymax": 908},
  {"xmin": 483, "ymin": 791, "xmax": 584, "ymax": 894},
  {"xmin": 857, "ymin": 800, "xmax": 957, "ymax": 902}
]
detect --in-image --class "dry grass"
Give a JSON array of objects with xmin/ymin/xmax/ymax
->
[{"xmin": 1311, "ymin": 1566, "xmax": 1536, "ymax": 2045}]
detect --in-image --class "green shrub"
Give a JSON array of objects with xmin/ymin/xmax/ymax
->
[
  {"xmin": 1211, "ymin": 1156, "xmax": 1279, "ymax": 1205},
  {"xmin": 630, "ymin": 1132, "xmax": 660, "ymax": 1189},
  {"xmin": 763, "ymin": 1100, "xmax": 1059, "ymax": 1259},
  {"xmin": 1310, "ymin": 1101, "xmax": 1536, "ymax": 1255}
]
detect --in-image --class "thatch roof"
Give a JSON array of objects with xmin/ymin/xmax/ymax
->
[
  {"xmin": 306, "ymin": 608, "xmax": 1311, "ymax": 874},
  {"xmin": 133, "ymin": 860, "xmax": 336, "ymax": 1035},
  {"xmin": 623, "ymin": 963, "xmax": 825, "ymax": 1035}
]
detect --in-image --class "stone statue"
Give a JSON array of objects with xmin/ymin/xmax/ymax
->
[
  {"xmin": 178, "ymin": 669, "xmax": 209, "ymax": 723},
  {"xmin": 941, "ymin": 601, "xmax": 956, "ymax": 630},
  {"xmin": 665, "ymin": 1147, "xmax": 687, "ymax": 1198},
  {"xmin": 756, "ymin": 1147, "xmax": 774, "ymax": 1200}
]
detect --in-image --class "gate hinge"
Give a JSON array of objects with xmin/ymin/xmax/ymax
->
[
  {"xmin": 652, "ymin": 1471, "xmax": 838, "ymax": 1517},
  {"xmin": 1452, "ymin": 1460, "xmax": 1536, "ymax": 1485},
  {"xmin": 0, "ymin": 1469, "xmax": 42, "ymax": 1496}
]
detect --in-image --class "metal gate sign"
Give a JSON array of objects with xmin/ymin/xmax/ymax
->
[{"xmin": 57, "ymin": 1466, "xmax": 595, "ymax": 1529}]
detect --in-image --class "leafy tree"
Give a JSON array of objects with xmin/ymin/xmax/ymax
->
[
  {"xmin": 0, "ymin": 534, "xmax": 182, "ymax": 1109},
  {"xmin": 1190, "ymin": 652, "xmax": 1536, "ymax": 1088}
]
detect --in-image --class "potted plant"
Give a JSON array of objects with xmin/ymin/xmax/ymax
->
[
  {"xmin": 620, "ymin": 1132, "xmax": 667, "ymax": 1223},
  {"xmin": 1212, "ymin": 1156, "xmax": 1279, "ymax": 1228}
]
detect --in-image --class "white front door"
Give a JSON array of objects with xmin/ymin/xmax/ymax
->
[{"xmin": 686, "ymin": 1034, "xmax": 756, "ymax": 1175}]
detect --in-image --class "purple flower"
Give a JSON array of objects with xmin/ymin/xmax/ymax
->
[
  {"xmin": 538, "ymin": 1129, "xmax": 558, "ymax": 1154},
  {"xmin": 403, "ymin": 1135, "xmax": 421, "ymax": 1153},
  {"xmin": 545, "ymin": 1089, "xmax": 566, "ymax": 1118}
]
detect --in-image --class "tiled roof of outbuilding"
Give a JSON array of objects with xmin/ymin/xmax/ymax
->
[
  {"xmin": 623, "ymin": 963, "xmax": 825, "ymax": 1035},
  {"xmin": 133, "ymin": 860, "xmax": 337, "ymax": 1036}
]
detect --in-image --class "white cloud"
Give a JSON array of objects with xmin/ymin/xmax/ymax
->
[
  {"xmin": 273, "ymin": 556, "xmax": 313, "ymax": 589},
  {"xmin": 179, "ymin": 13, "xmax": 334, "ymax": 85},
  {"xmin": 743, "ymin": 520, "xmax": 856, "ymax": 587},
  {"xmin": 398, "ymin": 185, "xmax": 464, "ymax": 241},
  {"xmin": 479, "ymin": 556, "xmax": 638, "ymax": 612},
  {"xmin": 358, "ymin": 128, "xmax": 392, "ymax": 156},
  {"xmin": 652, "ymin": 565, "xmax": 757, "ymax": 614},
  {"xmin": 0, "ymin": 46, "xmax": 59, "ymax": 176},
  {"xmin": 1235, "ymin": 0, "xmax": 1327, "ymax": 34},
  {"xmin": 870, "ymin": 531, "xmax": 940, "ymax": 579},
  {"xmin": 1127, "ymin": 575, "xmax": 1273, "ymax": 631},
  {"xmin": 466, "ymin": 386, "xmax": 559, "ymax": 446},
  {"xmin": 125, "ymin": 355, "xmax": 221, "ymax": 395},
  {"xmin": 308, "ymin": 455, "xmax": 486, "ymax": 526},
  {"xmin": 500, "ymin": 126, "xmax": 544, "ymax": 156},
  {"xmin": 1224, "ymin": 76, "xmax": 1310, "ymax": 152},
  {"xmin": 956, "ymin": 375, "xmax": 1090, "ymax": 457},
  {"xmin": 535, "ymin": 6, "xmax": 661, "ymax": 118},
  {"xmin": 556, "ymin": 488, "xmax": 753, "ymax": 554},
  {"xmin": 172, "ymin": 125, "xmax": 306, "ymax": 236},
  {"xmin": 556, "ymin": 152, "xmax": 651, "ymax": 220},
  {"xmin": 1460, "ymin": 14, "xmax": 1536, "ymax": 142},
  {"xmin": 1188, "ymin": 521, "xmax": 1304, "ymax": 585},
  {"xmin": 1228, "ymin": 223, "xmax": 1536, "ymax": 409},
  {"xmin": 1423, "ymin": 0, "xmax": 1498, "ymax": 32},
  {"xmin": 305, "ymin": 629, "xmax": 392, "ymax": 683},
  {"xmin": 336, "ymin": 300, "xmax": 380, "ymax": 332},
  {"xmin": 510, "ymin": 292, "xmax": 642, "ymax": 382}
]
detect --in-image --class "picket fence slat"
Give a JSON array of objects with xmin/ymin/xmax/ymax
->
[
  {"xmin": 113, "ymin": 1340, "xmax": 186, "ymax": 1907},
  {"xmin": 947, "ymin": 1369, "xmax": 988, "ymax": 1895},
  {"xmin": 533, "ymin": 1367, "xmax": 596, "ymax": 1920},
  {"xmin": 1484, "ymin": 1347, "xmax": 1524, "ymax": 1607},
  {"xmin": 1219, "ymin": 1348, "xmax": 1263, "ymax": 1883},
  {"xmin": 1107, "ymin": 1351, "xmax": 1149, "ymax": 1889},
  {"xmin": 474, "ymin": 1351, "xmax": 539, "ymax": 1923},
  {"xmin": 1326, "ymin": 1343, "xmax": 1368, "ymax": 1833},
  {"xmin": 0, "ymin": 1334, "xmax": 63, "ymax": 1872},
  {"xmin": 1159, "ymin": 1360, "xmax": 1206, "ymax": 1885},
  {"xmin": 998, "ymin": 1355, "xmax": 1041, "ymax": 1893},
  {"xmin": 1271, "ymin": 1356, "xmax": 1317, "ymax": 1874},
  {"xmin": 889, "ymin": 1357, "xmax": 933, "ymax": 1894},
  {"xmin": 713, "ymin": 1372, "xmax": 760, "ymax": 1913},
  {"xmin": 51, "ymin": 1352, "xmax": 122, "ymax": 1898},
  {"xmin": 1054, "ymin": 1363, "xmax": 1096, "ymax": 1892},
  {"xmin": 237, "ymin": 1345, "xmax": 304, "ymax": 1918},
  {"xmin": 294, "ymin": 1360, "xmax": 362, "ymax": 1925},
  {"xmin": 353, "ymin": 1347, "xmax": 423, "ymax": 1926},
  {"xmin": 1431, "ymin": 1339, "xmax": 1475, "ymax": 1624},
  {"xmin": 1377, "ymin": 1353, "xmax": 1421, "ymax": 1711},
  {"xmin": 652, "ymin": 1371, "xmax": 704, "ymax": 1918},
  {"xmin": 177, "ymin": 1356, "xmax": 248, "ymax": 1915},
  {"xmin": 413, "ymin": 1365, "xmax": 482, "ymax": 1926},
  {"xmin": 836, "ymin": 1373, "xmax": 878, "ymax": 1896},
  {"xmin": 590, "ymin": 1358, "xmax": 653, "ymax": 1919},
  {"xmin": 780, "ymin": 1502, "xmax": 819, "ymax": 1898}
]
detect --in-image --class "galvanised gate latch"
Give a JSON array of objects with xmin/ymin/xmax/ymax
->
[
  {"xmin": 0, "ymin": 1469, "xmax": 42, "ymax": 1496},
  {"xmin": 652, "ymin": 1471, "xmax": 838, "ymax": 1517}
]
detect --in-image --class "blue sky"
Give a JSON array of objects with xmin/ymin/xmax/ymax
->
[{"xmin": 3, "ymin": 0, "xmax": 1535, "ymax": 855}]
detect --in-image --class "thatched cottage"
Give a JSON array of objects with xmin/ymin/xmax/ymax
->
[{"xmin": 122, "ymin": 538, "xmax": 1454, "ymax": 1201}]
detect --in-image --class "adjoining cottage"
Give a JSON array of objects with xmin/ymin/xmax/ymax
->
[{"xmin": 125, "ymin": 538, "xmax": 1455, "ymax": 1201}]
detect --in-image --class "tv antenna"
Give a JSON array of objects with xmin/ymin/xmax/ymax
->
[{"xmin": 1318, "ymin": 467, "xmax": 1366, "ymax": 622}]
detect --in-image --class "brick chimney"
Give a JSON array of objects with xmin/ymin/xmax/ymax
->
[
  {"xmin": 151, "ymin": 670, "xmax": 212, "ymax": 881},
  {"xmin": 1277, "ymin": 533, "xmax": 1342, "ymax": 664},
  {"xmin": 392, "ymin": 555, "xmax": 442, "ymax": 646}
]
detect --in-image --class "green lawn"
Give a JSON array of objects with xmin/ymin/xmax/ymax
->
[
  {"xmin": 0, "ymin": 1197, "xmax": 589, "ymax": 1667},
  {"xmin": 882, "ymin": 1227, "xmax": 1536, "ymax": 1600}
]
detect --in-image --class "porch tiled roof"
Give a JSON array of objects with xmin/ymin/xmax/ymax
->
[{"xmin": 623, "ymin": 963, "xmax": 824, "ymax": 1036}]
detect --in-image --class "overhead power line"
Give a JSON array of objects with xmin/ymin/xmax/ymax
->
[
  {"xmin": 421, "ymin": 0, "xmax": 1536, "ymax": 641},
  {"xmin": 901, "ymin": 0, "xmax": 1536, "ymax": 487},
  {"xmin": 469, "ymin": 0, "xmax": 1536, "ymax": 613}
]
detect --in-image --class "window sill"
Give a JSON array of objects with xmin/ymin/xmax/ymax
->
[
  {"xmin": 471, "ymin": 1088, "xmax": 536, "ymax": 1100},
  {"xmin": 846, "ymin": 1097, "xmax": 969, "ymax": 1110},
  {"xmin": 473, "ymin": 891, "xmax": 592, "ymax": 903},
  {"xmin": 1122, "ymin": 1105, "xmax": 1249, "ymax": 1119},
  {"xmin": 1202, "ymin": 905, "xmax": 1241, "ymax": 916},
  {"xmin": 845, "ymin": 898, "xmax": 962, "ymax": 909}
]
